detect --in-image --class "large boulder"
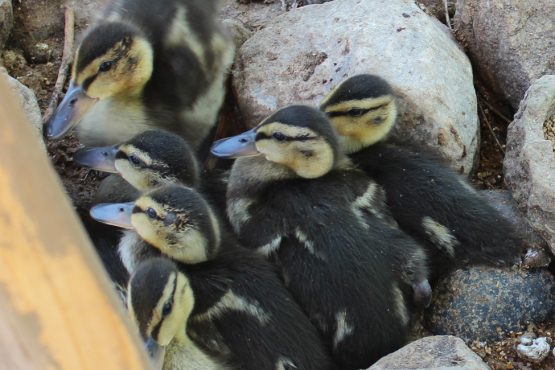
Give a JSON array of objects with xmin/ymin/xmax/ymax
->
[
  {"xmin": 369, "ymin": 335, "xmax": 489, "ymax": 369},
  {"xmin": 454, "ymin": 0, "xmax": 555, "ymax": 109},
  {"xmin": 504, "ymin": 75, "xmax": 555, "ymax": 255},
  {"xmin": 0, "ymin": 0, "xmax": 12, "ymax": 50},
  {"xmin": 234, "ymin": 0, "xmax": 479, "ymax": 174},
  {"xmin": 426, "ymin": 267, "xmax": 555, "ymax": 343},
  {"xmin": 220, "ymin": 0, "xmax": 285, "ymax": 32}
]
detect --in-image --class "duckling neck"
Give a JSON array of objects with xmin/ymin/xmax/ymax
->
[{"xmin": 228, "ymin": 156, "xmax": 296, "ymax": 195}]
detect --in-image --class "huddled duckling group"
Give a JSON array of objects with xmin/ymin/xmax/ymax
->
[{"xmin": 46, "ymin": 0, "xmax": 525, "ymax": 369}]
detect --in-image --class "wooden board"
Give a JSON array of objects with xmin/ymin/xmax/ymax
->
[{"xmin": 0, "ymin": 75, "xmax": 153, "ymax": 370}]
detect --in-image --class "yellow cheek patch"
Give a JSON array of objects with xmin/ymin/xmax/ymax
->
[{"xmin": 75, "ymin": 38, "xmax": 153, "ymax": 98}]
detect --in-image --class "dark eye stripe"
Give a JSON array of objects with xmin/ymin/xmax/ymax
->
[
  {"xmin": 82, "ymin": 75, "xmax": 98, "ymax": 91},
  {"xmin": 115, "ymin": 151, "xmax": 128, "ymax": 160},
  {"xmin": 151, "ymin": 321, "xmax": 162, "ymax": 342},
  {"xmin": 326, "ymin": 104, "xmax": 387, "ymax": 118},
  {"xmin": 255, "ymin": 132, "xmax": 317, "ymax": 142}
]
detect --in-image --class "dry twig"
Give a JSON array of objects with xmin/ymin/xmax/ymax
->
[
  {"xmin": 443, "ymin": 0, "xmax": 452, "ymax": 30},
  {"xmin": 478, "ymin": 102, "xmax": 505, "ymax": 155},
  {"xmin": 478, "ymin": 94, "xmax": 513, "ymax": 124},
  {"xmin": 42, "ymin": 5, "xmax": 75, "ymax": 124}
]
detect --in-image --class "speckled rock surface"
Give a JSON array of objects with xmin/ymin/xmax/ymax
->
[
  {"xmin": 0, "ymin": 0, "xmax": 12, "ymax": 50},
  {"xmin": 71, "ymin": 0, "xmax": 107, "ymax": 31},
  {"xmin": 233, "ymin": 0, "xmax": 478, "ymax": 174},
  {"xmin": 369, "ymin": 335, "xmax": 489, "ymax": 369},
  {"xmin": 426, "ymin": 267, "xmax": 555, "ymax": 342},
  {"xmin": 480, "ymin": 189, "xmax": 550, "ymax": 267},
  {"xmin": 504, "ymin": 76, "xmax": 555, "ymax": 255},
  {"xmin": 219, "ymin": 0, "xmax": 285, "ymax": 32},
  {"xmin": 454, "ymin": 0, "xmax": 555, "ymax": 109},
  {"xmin": 2, "ymin": 69, "xmax": 45, "ymax": 151}
]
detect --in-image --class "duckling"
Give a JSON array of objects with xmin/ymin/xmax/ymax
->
[
  {"xmin": 80, "ymin": 129, "xmax": 210, "ymax": 274},
  {"xmin": 74, "ymin": 129, "xmax": 227, "ymax": 209},
  {"xmin": 128, "ymin": 258, "xmax": 228, "ymax": 370},
  {"xmin": 45, "ymin": 0, "xmax": 235, "ymax": 154},
  {"xmin": 211, "ymin": 105, "xmax": 430, "ymax": 369},
  {"xmin": 320, "ymin": 74, "xmax": 523, "ymax": 278},
  {"xmin": 95, "ymin": 185, "xmax": 336, "ymax": 370}
]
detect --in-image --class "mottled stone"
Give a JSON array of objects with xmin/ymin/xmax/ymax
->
[
  {"xmin": 504, "ymin": 75, "xmax": 555, "ymax": 255},
  {"xmin": 233, "ymin": 0, "xmax": 478, "ymax": 173},
  {"xmin": 369, "ymin": 335, "xmax": 489, "ymax": 369},
  {"xmin": 454, "ymin": 0, "xmax": 555, "ymax": 108},
  {"xmin": 0, "ymin": 0, "xmax": 13, "ymax": 50},
  {"xmin": 221, "ymin": 19, "xmax": 252, "ymax": 49},
  {"xmin": 426, "ymin": 267, "xmax": 555, "ymax": 342},
  {"xmin": 1, "ymin": 69, "xmax": 46, "ymax": 151},
  {"xmin": 219, "ymin": 0, "xmax": 285, "ymax": 31}
]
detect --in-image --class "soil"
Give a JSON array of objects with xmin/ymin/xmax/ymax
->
[
  {"xmin": 471, "ymin": 323, "xmax": 555, "ymax": 370},
  {"xmin": 1, "ymin": 1, "xmax": 553, "ymax": 368}
]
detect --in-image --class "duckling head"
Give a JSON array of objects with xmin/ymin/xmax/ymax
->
[
  {"xmin": 75, "ymin": 130, "xmax": 200, "ymax": 191},
  {"xmin": 128, "ymin": 257, "xmax": 194, "ymax": 346},
  {"xmin": 46, "ymin": 22, "xmax": 154, "ymax": 139},
  {"xmin": 90, "ymin": 185, "xmax": 220, "ymax": 263},
  {"xmin": 211, "ymin": 105, "xmax": 339, "ymax": 179},
  {"xmin": 320, "ymin": 74, "xmax": 398, "ymax": 153}
]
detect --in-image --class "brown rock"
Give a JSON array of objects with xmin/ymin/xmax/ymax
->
[
  {"xmin": 369, "ymin": 335, "xmax": 489, "ymax": 369},
  {"xmin": 504, "ymin": 75, "xmax": 555, "ymax": 254},
  {"xmin": 454, "ymin": 0, "xmax": 555, "ymax": 109}
]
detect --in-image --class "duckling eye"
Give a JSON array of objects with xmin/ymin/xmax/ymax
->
[
  {"xmin": 98, "ymin": 61, "xmax": 114, "ymax": 72},
  {"xmin": 347, "ymin": 108, "xmax": 366, "ymax": 117},
  {"xmin": 272, "ymin": 132, "xmax": 286, "ymax": 142},
  {"xmin": 162, "ymin": 300, "xmax": 172, "ymax": 317},
  {"xmin": 129, "ymin": 155, "xmax": 143, "ymax": 166},
  {"xmin": 146, "ymin": 208, "xmax": 158, "ymax": 219}
]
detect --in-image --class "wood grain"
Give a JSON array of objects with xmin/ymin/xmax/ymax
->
[{"xmin": 0, "ymin": 75, "xmax": 153, "ymax": 370}]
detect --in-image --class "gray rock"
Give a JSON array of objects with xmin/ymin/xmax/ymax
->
[
  {"xmin": 219, "ymin": 0, "xmax": 285, "ymax": 32},
  {"xmin": 454, "ymin": 0, "xmax": 555, "ymax": 109},
  {"xmin": 426, "ymin": 267, "xmax": 555, "ymax": 343},
  {"xmin": 233, "ymin": 0, "xmax": 479, "ymax": 174},
  {"xmin": 416, "ymin": 0, "xmax": 455, "ymax": 24},
  {"xmin": 1, "ymin": 69, "xmax": 46, "ymax": 151},
  {"xmin": 369, "ymin": 335, "xmax": 489, "ymax": 370},
  {"xmin": 70, "ymin": 0, "xmax": 106, "ymax": 31},
  {"xmin": 221, "ymin": 19, "xmax": 252, "ymax": 49},
  {"xmin": 504, "ymin": 76, "xmax": 555, "ymax": 255},
  {"xmin": 480, "ymin": 189, "xmax": 551, "ymax": 267},
  {"xmin": 0, "ymin": 0, "xmax": 12, "ymax": 50}
]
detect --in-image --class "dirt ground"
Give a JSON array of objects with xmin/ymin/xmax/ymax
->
[{"xmin": 1, "ymin": 1, "xmax": 552, "ymax": 368}]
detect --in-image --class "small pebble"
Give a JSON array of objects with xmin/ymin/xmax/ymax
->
[
  {"xmin": 543, "ymin": 115, "xmax": 555, "ymax": 151},
  {"xmin": 516, "ymin": 337, "xmax": 551, "ymax": 363}
]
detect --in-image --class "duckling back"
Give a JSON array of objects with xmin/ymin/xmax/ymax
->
[{"xmin": 353, "ymin": 141, "xmax": 523, "ymax": 277}]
